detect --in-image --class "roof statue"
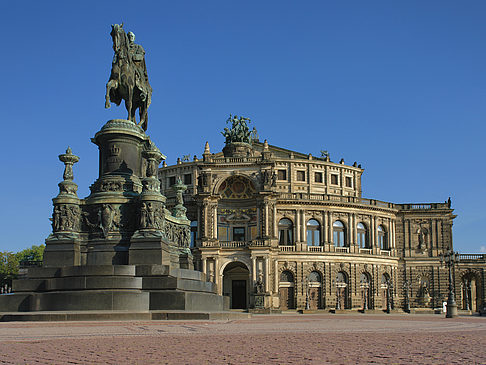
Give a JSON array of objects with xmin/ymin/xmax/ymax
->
[
  {"xmin": 105, "ymin": 23, "xmax": 152, "ymax": 131},
  {"xmin": 221, "ymin": 114, "xmax": 252, "ymax": 145}
]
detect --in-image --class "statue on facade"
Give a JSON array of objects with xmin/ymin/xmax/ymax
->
[
  {"xmin": 255, "ymin": 272, "xmax": 265, "ymax": 294},
  {"xmin": 105, "ymin": 24, "xmax": 152, "ymax": 131}
]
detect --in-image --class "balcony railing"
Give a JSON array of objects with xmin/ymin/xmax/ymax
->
[
  {"xmin": 458, "ymin": 254, "xmax": 486, "ymax": 262},
  {"xmin": 201, "ymin": 240, "xmax": 270, "ymax": 248},
  {"xmin": 380, "ymin": 250, "xmax": 391, "ymax": 256},
  {"xmin": 279, "ymin": 245, "xmax": 296, "ymax": 252},
  {"xmin": 308, "ymin": 246, "xmax": 325, "ymax": 252},
  {"xmin": 211, "ymin": 156, "xmax": 263, "ymax": 164},
  {"xmin": 397, "ymin": 202, "xmax": 449, "ymax": 210},
  {"xmin": 335, "ymin": 247, "xmax": 349, "ymax": 253},
  {"xmin": 359, "ymin": 248, "xmax": 372, "ymax": 254},
  {"xmin": 278, "ymin": 193, "xmax": 395, "ymax": 208}
]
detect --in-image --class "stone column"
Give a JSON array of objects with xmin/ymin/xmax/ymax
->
[
  {"xmin": 256, "ymin": 202, "xmax": 262, "ymax": 238},
  {"xmin": 265, "ymin": 257, "xmax": 270, "ymax": 292},
  {"xmin": 301, "ymin": 210, "xmax": 306, "ymax": 244},
  {"xmin": 215, "ymin": 257, "xmax": 221, "ymax": 294},
  {"xmin": 295, "ymin": 210, "xmax": 300, "ymax": 242},
  {"xmin": 202, "ymin": 258, "xmax": 207, "ymax": 279},
  {"xmin": 264, "ymin": 200, "xmax": 269, "ymax": 237},
  {"xmin": 274, "ymin": 260, "xmax": 279, "ymax": 294},
  {"xmin": 370, "ymin": 216, "xmax": 376, "ymax": 254},
  {"xmin": 273, "ymin": 203, "xmax": 277, "ymax": 238},
  {"xmin": 252, "ymin": 257, "xmax": 257, "ymax": 282},
  {"xmin": 323, "ymin": 211, "xmax": 328, "ymax": 246},
  {"xmin": 213, "ymin": 203, "xmax": 218, "ymax": 239}
]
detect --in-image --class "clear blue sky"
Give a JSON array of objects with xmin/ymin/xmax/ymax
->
[{"xmin": 1, "ymin": 1, "xmax": 485, "ymax": 253}]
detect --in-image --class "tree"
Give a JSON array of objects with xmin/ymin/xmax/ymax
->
[
  {"xmin": 15, "ymin": 244, "xmax": 45, "ymax": 263},
  {"xmin": 0, "ymin": 251, "xmax": 19, "ymax": 286},
  {"xmin": 0, "ymin": 244, "xmax": 44, "ymax": 287}
]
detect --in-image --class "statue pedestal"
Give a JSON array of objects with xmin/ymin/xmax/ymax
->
[
  {"xmin": 43, "ymin": 236, "xmax": 81, "ymax": 267},
  {"xmin": 222, "ymin": 142, "xmax": 252, "ymax": 157},
  {"xmin": 129, "ymin": 234, "xmax": 174, "ymax": 268}
]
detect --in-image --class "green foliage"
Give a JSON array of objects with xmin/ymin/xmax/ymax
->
[
  {"xmin": 0, "ymin": 244, "xmax": 44, "ymax": 286},
  {"xmin": 15, "ymin": 244, "xmax": 45, "ymax": 263}
]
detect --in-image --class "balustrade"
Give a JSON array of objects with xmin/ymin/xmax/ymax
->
[{"xmin": 335, "ymin": 247, "xmax": 349, "ymax": 253}]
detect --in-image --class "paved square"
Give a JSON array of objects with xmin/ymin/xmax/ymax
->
[{"xmin": 0, "ymin": 314, "xmax": 485, "ymax": 364}]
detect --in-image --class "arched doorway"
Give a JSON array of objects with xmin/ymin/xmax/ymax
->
[
  {"xmin": 279, "ymin": 270, "xmax": 295, "ymax": 310},
  {"xmin": 307, "ymin": 271, "xmax": 322, "ymax": 310},
  {"xmin": 360, "ymin": 272, "xmax": 372, "ymax": 310},
  {"xmin": 334, "ymin": 271, "xmax": 348, "ymax": 309},
  {"xmin": 381, "ymin": 273, "xmax": 392, "ymax": 310},
  {"xmin": 462, "ymin": 273, "xmax": 480, "ymax": 312},
  {"xmin": 222, "ymin": 262, "xmax": 250, "ymax": 309}
]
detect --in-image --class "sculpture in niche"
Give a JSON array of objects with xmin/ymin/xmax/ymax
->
[
  {"xmin": 417, "ymin": 224, "xmax": 428, "ymax": 250},
  {"xmin": 271, "ymin": 172, "xmax": 277, "ymax": 187},
  {"xmin": 255, "ymin": 272, "xmax": 265, "ymax": 294}
]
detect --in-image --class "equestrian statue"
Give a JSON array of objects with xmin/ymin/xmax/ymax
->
[{"xmin": 105, "ymin": 23, "xmax": 152, "ymax": 131}]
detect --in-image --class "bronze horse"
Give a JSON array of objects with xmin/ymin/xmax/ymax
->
[{"xmin": 105, "ymin": 24, "xmax": 151, "ymax": 131}]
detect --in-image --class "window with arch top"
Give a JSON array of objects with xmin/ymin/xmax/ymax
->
[
  {"xmin": 357, "ymin": 223, "xmax": 368, "ymax": 248},
  {"xmin": 306, "ymin": 219, "xmax": 321, "ymax": 246},
  {"xmin": 333, "ymin": 220, "xmax": 346, "ymax": 247},
  {"xmin": 278, "ymin": 218, "xmax": 294, "ymax": 245},
  {"xmin": 377, "ymin": 225, "xmax": 388, "ymax": 250}
]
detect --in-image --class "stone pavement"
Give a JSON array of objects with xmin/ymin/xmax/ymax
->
[{"xmin": 0, "ymin": 314, "xmax": 485, "ymax": 364}]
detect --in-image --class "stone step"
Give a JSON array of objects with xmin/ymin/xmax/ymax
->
[
  {"xmin": 142, "ymin": 277, "xmax": 215, "ymax": 293},
  {"xmin": 149, "ymin": 290, "xmax": 226, "ymax": 311},
  {"xmin": 27, "ymin": 265, "xmax": 136, "ymax": 279},
  {"xmin": 0, "ymin": 310, "xmax": 251, "ymax": 322}
]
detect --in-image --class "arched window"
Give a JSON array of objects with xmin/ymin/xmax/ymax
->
[
  {"xmin": 360, "ymin": 273, "xmax": 370, "ymax": 286},
  {"xmin": 378, "ymin": 225, "xmax": 388, "ymax": 250},
  {"xmin": 278, "ymin": 218, "xmax": 294, "ymax": 245},
  {"xmin": 333, "ymin": 220, "xmax": 346, "ymax": 247},
  {"xmin": 306, "ymin": 219, "xmax": 321, "ymax": 246},
  {"xmin": 190, "ymin": 221, "xmax": 198, "ymax": 247},
  {"xmin": 280, "ymin": 270, "xmax": 294, "ymax": 282},
  {"xmin": 381, "ymin": 273, "xmax": 391, "ymax": 287},
  {"xmin": 336, "ymin": 271, "xmax": 348, "ymax": 284},
  {"xmin": 357, "ymin": 223, "xmax": 368, "ymax": 248},
  {"xmin": 309, "ymin": 271, "xmax": 321, "ymax": 283}
]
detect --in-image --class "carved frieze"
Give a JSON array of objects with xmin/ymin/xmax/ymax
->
[{"xmin": 52, "ymin": 204, "xmax": 80, "ymax": 232}]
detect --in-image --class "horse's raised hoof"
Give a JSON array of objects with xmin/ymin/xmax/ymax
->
[{"xmin": 105, "ymin": 101, "xmax": 111, "ymax": 109}]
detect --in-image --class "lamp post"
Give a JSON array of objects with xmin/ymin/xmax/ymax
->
[
  {"xmin": 440, "ymin": 250, "xmax": 459, "ymax": 318},
  {"xmin": 360, "ymin": 277, "xmax": 369, "ymax": 311},
  {"xmin": 403, "ymin": 280, "xmax": 410, "ymax": 313},
  {"xmin": 464, "ymin": 281, "xmax": 470, "ymax": 311},
  {"xmin": 333, "ymin": 279, "xmax": 343, "ymax": 310},
  {"xmin": 305, "ymin": 278, "xmax": 310, "ymax": 310},
  {"xmin": 385, "ymin": 278, "xmax": 393, "ymax": 313}
]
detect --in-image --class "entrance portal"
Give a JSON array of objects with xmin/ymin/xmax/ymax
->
[
  {"xmin": 232, "ymin": 280, "xmax": 247, "ymax": 309},
  {"xmin": 223, "ymin": 262, "xmax": 250, "ymax": 309}
]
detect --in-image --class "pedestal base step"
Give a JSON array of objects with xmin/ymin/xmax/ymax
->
[{"xmin": 0, "ymin": 310, "xmax": 251, "ymax": 322}]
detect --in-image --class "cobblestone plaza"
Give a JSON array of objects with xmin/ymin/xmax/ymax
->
[{"xmin": 0, "ymin": 314, "xmax": 484, "ymax": 364}]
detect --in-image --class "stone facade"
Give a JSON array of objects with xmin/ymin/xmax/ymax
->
[{"xmin": 159, "ymin": 133, "xmax": 486, "ymax": 313}]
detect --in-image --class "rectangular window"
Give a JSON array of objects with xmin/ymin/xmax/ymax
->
[
  {"xmin": 331, "ymin": 174, "xmax": 339, "ymax": 185},
  {"xmin": 168, "ymin": 176, "xmax": 176, "ymax": 186},
  {"xmin": 345, "ymin": 176, "xmax": 352, "ymax": 188},
  {"xmin": 277, "ymin": 169, "xmax": 287, "ymax": 181},
  {"xmin": 297, "ymin": 171, "xmax": 305, "ymax": 181},
  {"xmin": 184, "ymin": 173, "xmax": 192, "ymax": 185},
  {"xmin": 315, "ymin": 172, "xmax": 323, "ymax": 183},
  {"xmin": 233, "ymin": 227, "xmax": 245, "ymax": 241}
]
